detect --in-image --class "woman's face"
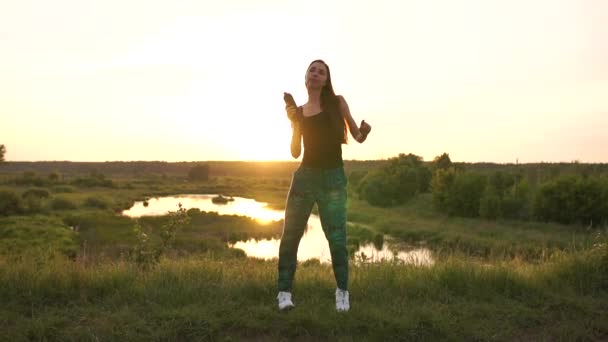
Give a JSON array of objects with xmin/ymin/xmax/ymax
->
[{"xmin": 305, "ymin": 61, "xmax": 328, "ymax": 89}]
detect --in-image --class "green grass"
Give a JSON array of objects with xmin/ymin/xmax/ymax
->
[
  {"xmin": 348, "ymin": 194, "xmax": 599, "ymax": 261},
  {"xmin": 0, "ymin": 216, "xmax": 78, "ymax": 257},
  {"xmin": 1, "ymin": 174, "xmax": 607, "ymax": 339},
  {"xmin": 0, "ymin": 245, "xmax": 606, "ymax": 341}
]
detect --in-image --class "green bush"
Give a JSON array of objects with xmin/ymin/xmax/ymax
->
[
  {"xmin": 83, "ymin": 196, "xmax": 109, "ymax": 209},
  {"xmin": 501, "ymin": 179, "xmax": 531, "ymax": 220},
  {"xmin": 444, "ymin": 173, "xmax": 486, "ymax": 217},
  {"xmin": 479, "ymin": 186, "xmax": 501, "ymax": 219},
  {"xmin": 71, "ymin": 172, "xmax": 114, "ymax": 188},
  {"xmin": 431, "ymin": 167, "xmax": 459, "ymax": 211},
  {"xmin": 348, "ymin": 170, "xmax": 368, "ymax": 189},
  {"xmin": 534, "ymin": 176, "xmax": 608, "ymax": 225},
  {"xmin": 358, "ymin": 153, "xmax": 432, "ymax": 207},
  {"xmin": 0, "ymin": 190, "xmax": 23, "ymax": 216},
  {"xmin": 358, "ymin": 169, "xmax": 399, "ymax": 207},
  {"xmin": 48, "ymin": 172, "xmax": 60, "ymax": 182},
  {"xmin": 21, "ymin": 188, "xmax": 50, "ymax": 199},
  {"xmin": 479, "ymin": 174, "xmax": 531, "ymax": 220},
  {"xmin": 50, "ymin": 197, "xmax": 77, "ymax": 210}
]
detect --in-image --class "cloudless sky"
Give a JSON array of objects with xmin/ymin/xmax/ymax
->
[{"xmin": 2, "ymin": 0, "xmax": 607, "ymax": 163}]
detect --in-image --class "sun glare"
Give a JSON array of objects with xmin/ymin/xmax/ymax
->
[{"xmin": 229, "ymin": 117, "xmax": 293, "ymax": 161}]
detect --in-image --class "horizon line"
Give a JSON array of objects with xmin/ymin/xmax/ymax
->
[{"xmin": 3, "ymin": 158, "xmax": 607, "ymax": 165}]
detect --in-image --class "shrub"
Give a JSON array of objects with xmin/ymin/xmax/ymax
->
[
  {"xmin": 358, "ymin": 169, "xmax": 400, "ymax": 207},
  {"xmin": 444, "ymin": 173, "xmax": 486, "ymax": 217},
  {"xmin": 479, "ymin": 185, "xmax": 501, "ymax": 219},
  {"xmin": 358, "ymin": 153, "xmax": 432, "ymax": 207},
  {"xmin": 71, "ymin": 172, "xmax": 114, "ymax": 188},
  {"xmin": 0, "ymin": 190, "xmax": 23, "ymax": 215},
  {"xmin": 50, "ymin": 197, "xmax": 77, "ymax": 210},
  {"xmin": 348, "ymin": 170, "xmax": 368, "ymax": 189},
  {"xmin": 534, "ymin": 176, "xmax": 608, "ymax": 225},
  {"xmin": 83, "ymin": 196, "xmax": 109, "ymax": 209},
  {"xmin": 479, "ymin": 175, "xmax": 532, "ymax": 220},
  {"xmin": 431, "ymin": 167, "xmax": 459, "ymax": 211},
  {"xmin": 22, "ymin": 188, "xmax": 50, "ymax": 199}
]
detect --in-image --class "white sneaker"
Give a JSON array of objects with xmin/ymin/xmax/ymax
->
[
  {"xmin": 335, "ymin": 288, "xmax": 350, "ymax": 312},
  {"xmin": 277, "ymin": 291, "xmax": 295, "ymax": 311}
]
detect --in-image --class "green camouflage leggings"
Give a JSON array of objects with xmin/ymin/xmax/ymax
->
[{"xmin": 278, "ymin": 166, "xmax": 349, "ymax": 292}]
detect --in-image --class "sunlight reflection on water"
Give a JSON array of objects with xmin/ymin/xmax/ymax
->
[{"xmin": 123, "ymin": 194, "xmax": 433, "ymax": 265}]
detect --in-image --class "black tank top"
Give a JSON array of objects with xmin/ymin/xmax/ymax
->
[{"xmin": 301, "ymin": 111, "xmax": 343, "ymax": 169}]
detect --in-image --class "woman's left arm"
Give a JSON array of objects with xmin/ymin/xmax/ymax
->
[{"xmin": 338, "ymin": 95, "xmax": 371, "ymax": 143}]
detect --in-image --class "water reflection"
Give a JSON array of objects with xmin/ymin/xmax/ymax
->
[
  {"xmin": 352, "ymin": 244, "xmax": 433, "ymax": 265},
  {"xmin": 123, "ymin": 194, "xmax": 433, "ymax": 265},
  {"xmin": 122, "ymin": 194, "xmax": 283, "ymax": 223}
]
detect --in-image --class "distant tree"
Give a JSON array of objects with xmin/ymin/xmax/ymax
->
[
  {"xmin": 433, "ymin": 153, "xmax": 452, "ymax": 170},
  {"xmin": 358, "ymin": 153, "xmax": 431, "ymax": 207},
  {"xmin": 0, "ymin": 144, "xmax": 5, "ymax": 162},
  {"xmin": 444, "ymin": 173, "xmax": 486, "ymax": 217},
  {"xmin": 431, "ymin": 167, "xmax": 458, "ymax": 211},
  {"xmin": 358, "ymin": 169, "xmax": 399, "ymax": 206},
  {"xmin": 534, "ymin": 175, "xmax": 608, "ymax": 225},
  {"xmin": 479, "ymin": 184, "xmax": 502, "ymax": 219},
  {"xmin": 188, "ymin": 164, "xmax": 210, "ymax": 182},
  {"xmin": 386, "ymin": 153, "xmax": 424, "ymax": 171}
]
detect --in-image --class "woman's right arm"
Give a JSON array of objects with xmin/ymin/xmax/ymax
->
[{"xmin": 290, "ymin": 120, "xmax": 302, "ymax": 158}]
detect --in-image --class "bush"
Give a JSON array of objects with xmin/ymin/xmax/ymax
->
[
  {"xmin": 348, "ymin": 170, "xmax": 368, "ymax": 189},
  {"xmin": 358, "ymin": 169, "xmax": 400, "ymax": 207},
  {"xmin": 50, "ymin": 197, "xmax": 77, "ymax": 210},
  {"xmin": 479, "ymin": 175, "xmax": 531, "ymax": 220},
  {"xmin": 22, "ymin": 188, "xmax": 50, "ymax": 199},
  {"xmin": 431, "ymin": 167, "xmax": 458, "ymax": 211},
  {"xmin": 19, "ymin": 189, "xmax": 51, "ymax": 214},
  {"xmin": 83, "ymin": 196, "xmax": 109, "ymax": 209},
  {"xmin": 71, "ymin": 172, "xmax": 114, "ymax": 188},
  {"xmin": 48, "ymin": 172, "xmax": 60, "ymax": 182},
  {"xmin": 0, "ymin": 190, "xmax": 23, "ymax": 216},
  {"xmin": 501, "ymin": 179, "xmax": 531, "ymax": 220},
  {"xmin": 479, "ymin": 186, "xmax": 501, "ymax": 219},
  {"xmin": 444, "ymin": 173, "xmax": 486, "ymax": 217},
  {"xmin": 534, "ymin": 176, "xmax": 608, "ymax": 225},
  {"xmin": 358, "ymin": 153, "xmax": 432, "ymax": 207}
]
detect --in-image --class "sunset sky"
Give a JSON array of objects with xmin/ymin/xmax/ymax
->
[{"xmin": 2, "ymin": 0, "xmax": 607, "ymax": 163}]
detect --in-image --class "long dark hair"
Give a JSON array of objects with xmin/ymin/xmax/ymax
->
[{"xmin": 307, "ymin": 60, "xmax": 348, "ymax": 144}]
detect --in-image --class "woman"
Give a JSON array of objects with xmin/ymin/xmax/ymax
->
[{"xmin": 277, "ymin": 59, "xmax": 371, "ymax": 312}]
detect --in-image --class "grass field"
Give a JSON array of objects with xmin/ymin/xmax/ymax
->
[{"xmin": 1, "ymin": 173, "xmax": 607, "ymax": 340}]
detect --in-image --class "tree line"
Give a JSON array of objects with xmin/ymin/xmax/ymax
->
[{"xmin": 354, "ymin": 153, "xmax": 608, "ymax": 227}]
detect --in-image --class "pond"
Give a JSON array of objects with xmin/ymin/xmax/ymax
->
[{"xmin": 122, "ymin": 194, "xmax": 433, "ymax": 265}]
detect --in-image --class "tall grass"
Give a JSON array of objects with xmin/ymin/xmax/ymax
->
[{"xmin": 1, "ymin": 242, "xmax": 606, "ymax": 341}]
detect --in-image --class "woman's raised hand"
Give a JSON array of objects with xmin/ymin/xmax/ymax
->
[
  {"xmin": 284, "ymin": 92, "xmax": 301, "ymax": 122},
  {"xmin": 360, "ymin": 120, "xmax": 371, "ymax": 136}
]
